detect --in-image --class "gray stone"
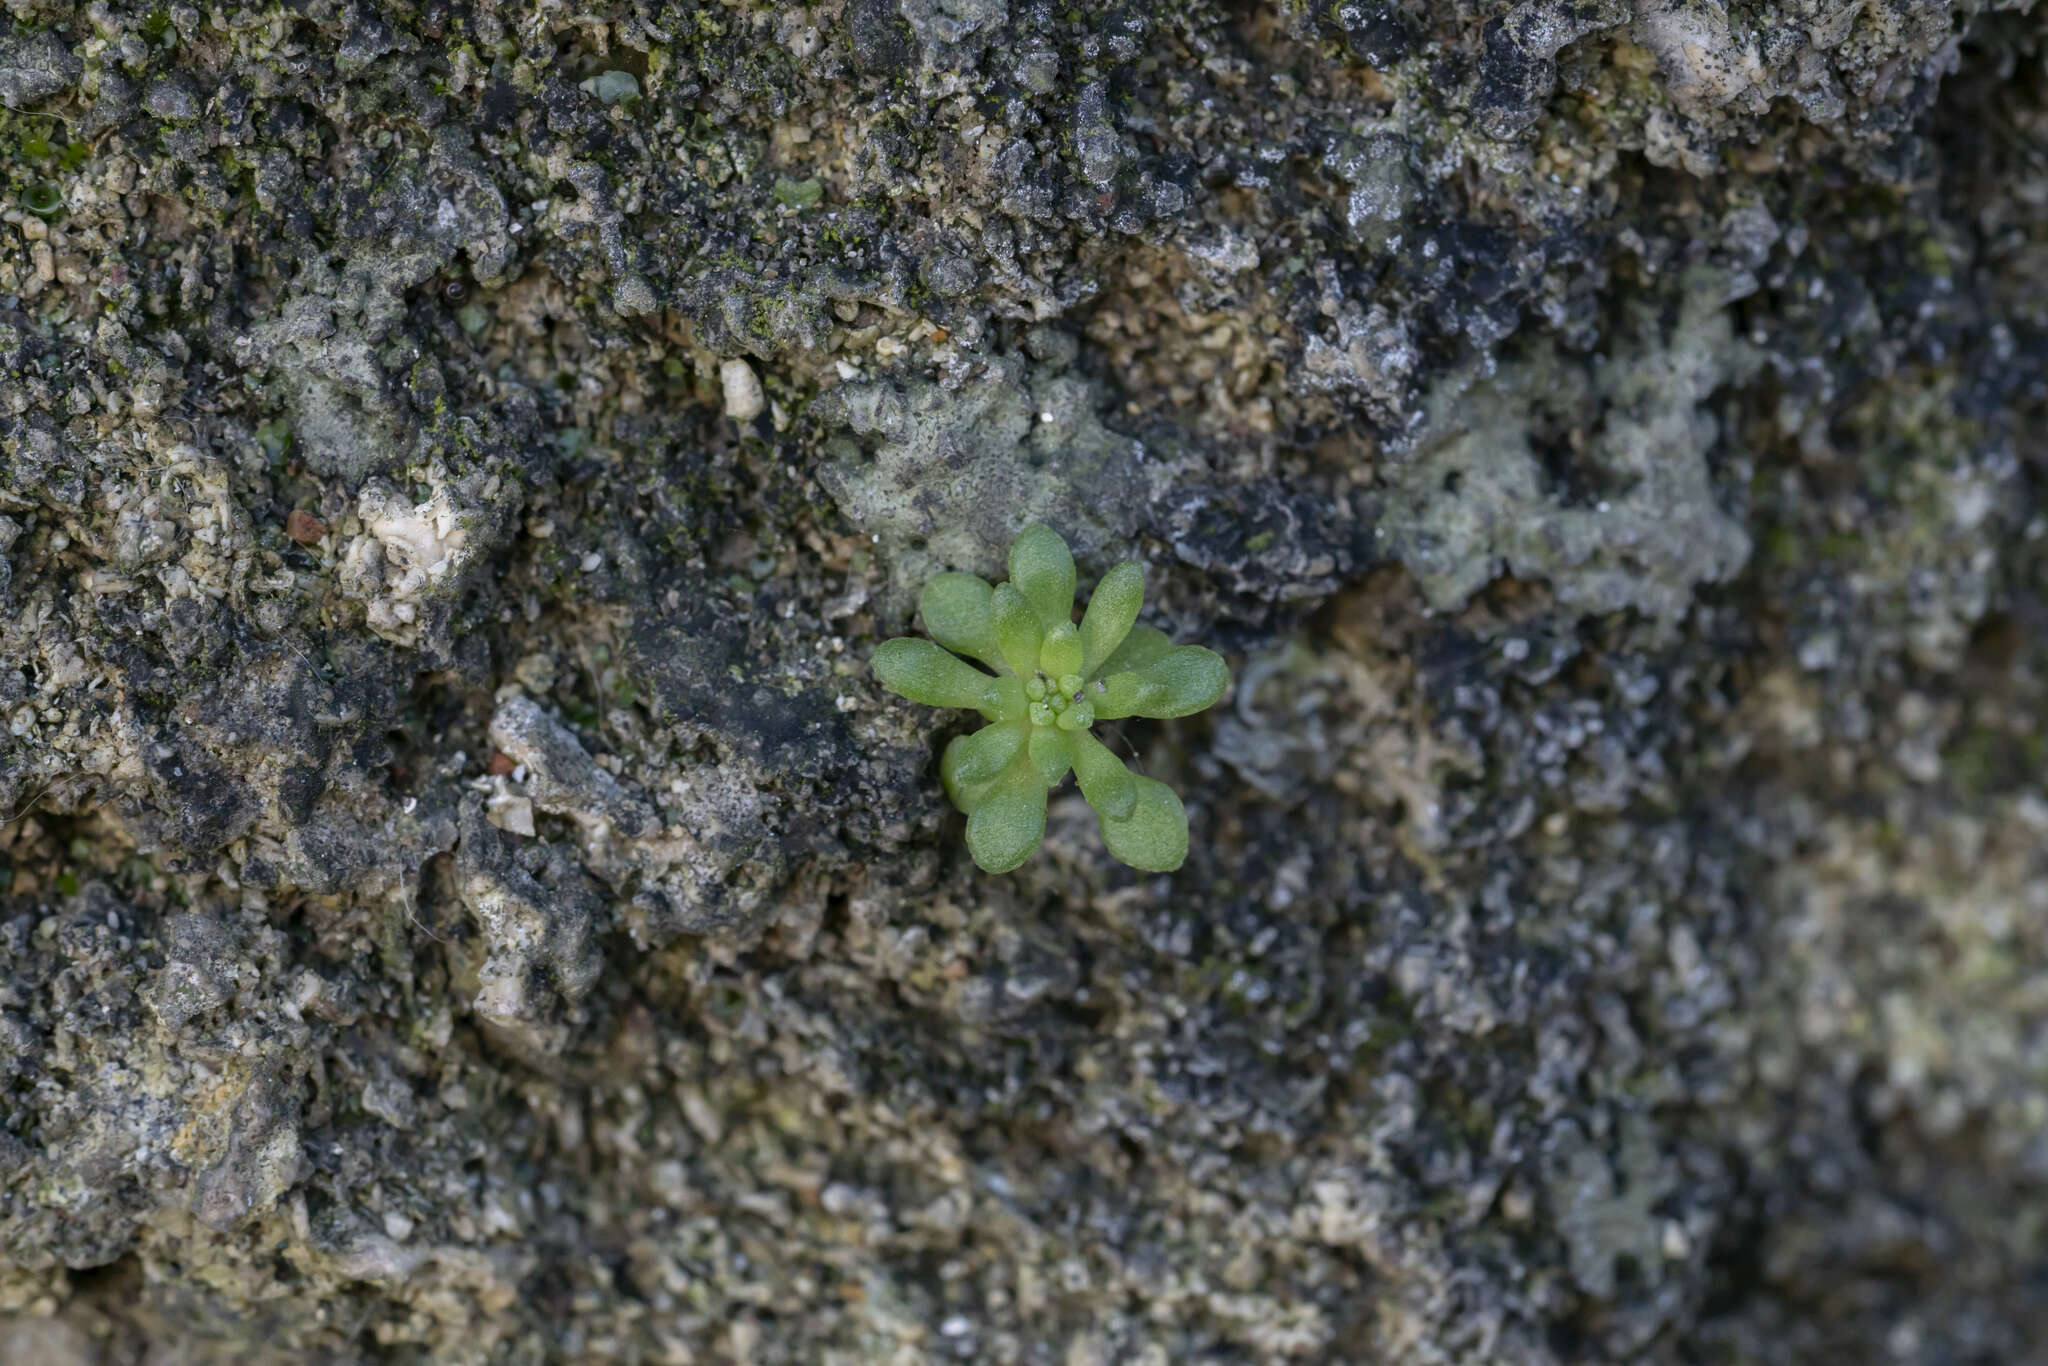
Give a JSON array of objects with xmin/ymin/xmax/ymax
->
[{"xmin": 1, "ymin": 1, "xmax": 2043, "ymax": 1361}]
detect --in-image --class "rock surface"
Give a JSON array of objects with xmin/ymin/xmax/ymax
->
[{"xmin": 2, "ymin": 1, "xmax": 2046, "ymax": 1363}]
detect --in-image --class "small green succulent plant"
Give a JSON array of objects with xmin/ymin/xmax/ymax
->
[{"xmin": 872, "ymin": 524, "xmax": 1231, "ymax": 874}]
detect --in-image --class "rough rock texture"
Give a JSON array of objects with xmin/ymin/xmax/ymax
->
[{"xmin": 2, "ymin": 1, "xmax": 2046, "ymax": 1363}]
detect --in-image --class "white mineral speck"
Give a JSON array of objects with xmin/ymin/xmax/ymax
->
[{"xmin": 720, "ymin": 358, "xmax": 766, "ymax": 421}]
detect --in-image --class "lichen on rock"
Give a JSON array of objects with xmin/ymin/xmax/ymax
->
[{"xmin": 1382, "ymin": 280, "xmax": 1753, "ymax": 621}]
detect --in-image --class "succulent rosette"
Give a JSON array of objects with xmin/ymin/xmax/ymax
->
[{"xmin": 872, "ymin": 524, "xmax": 1230, "ymax": 873}]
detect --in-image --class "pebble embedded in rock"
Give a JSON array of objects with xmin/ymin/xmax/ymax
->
[{"xmin": 720, "ymin": 358, "xmax": 766, "ymax": 422}]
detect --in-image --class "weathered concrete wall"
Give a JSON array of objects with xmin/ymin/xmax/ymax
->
[{"xmin": 2, "ymin": 1, "xmax": 2045, "ymax": 1361}]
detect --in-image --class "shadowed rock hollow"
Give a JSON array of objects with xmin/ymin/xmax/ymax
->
[{"xmin": 3, "ymin": 2, "xmax": 2047, "ymax": 1363}]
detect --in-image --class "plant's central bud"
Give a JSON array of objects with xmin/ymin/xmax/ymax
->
[
  {"xmin": 1025, "ymin": 621, "xmax": 1094, "ymax": 730},
  {"xmin": 1024, "ymin": 672, "xmax": 1095, "ymax": 731}
]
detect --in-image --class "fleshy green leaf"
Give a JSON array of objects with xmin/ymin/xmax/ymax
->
[
  {"xmin": 1079, "ymin": 562, "xmax": 1144, "ymax": 675},
  {"xmin": 965, "ymin": 760, "xmax": 1050, "ymax": 873},
  {"xmin": 1097, "ymin": 775, "xmax": 1189, "ymax": 872},
  {"xmin": 1131, "ymin": 645, "xmax": 1231, "ymax": 718},
  {"xmin": 1095, "ymin": 623, "xmax": 1173, "ymax": 678},
  {"xmin": 920, "ymin": 573, "xmax": 1002, "ymax": 670},
  {"xmin": 1038, "ymin": 621, "xmax": 1083, "ymax": 679},
  {"xmin": 1090, "ymin": 670, "xmax": 1154, "ymax": 720},
  {"xmin": 1008, "ymin": 523, "xmax": 1076, "ymax": 630},
  {"xmin": 946, "ymin": 769, "xmax": 998, "ymax": 815},
  {"xmin": 1092, "ymin": 646, "xmax": 1231, "ymax": 720},
  {"xmin": 982, "ymin": 675, "xmax": 1028, "ymax": 722},
  {"xmin": 872, "ymin": 638, "xmax": 1002, "ymax": 710},
  {"xmin": 942, "ymin": 721, "xmax": 1029, "ymax": 805},
  {"xmin": 990, "ymin": 583, "xmax": 1044, "ymax": 677},
  {"xmin": 1027, "ymin": 726, "xmax": 1074, "ymax": 787},
  {"xmin": 1070, "ymin": 730, "xmax": 1137, "ymax": 821}
]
